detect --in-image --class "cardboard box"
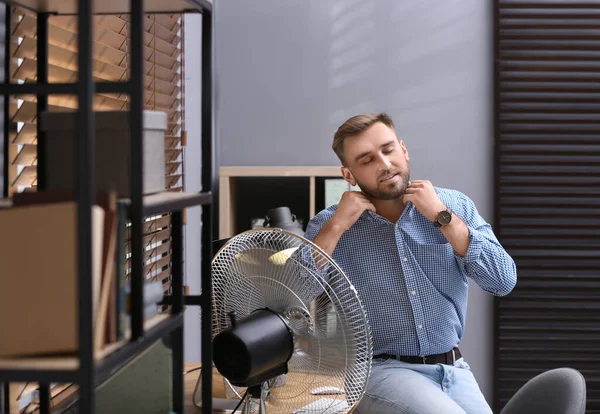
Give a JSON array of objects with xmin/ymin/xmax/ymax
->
[
  {"xmin": 40, "ymin": 110, "xmax": 167, "ymax": 197},
  {"xmin": 0, "ymin": 202, "xmax": 104, "ymax": 357}
]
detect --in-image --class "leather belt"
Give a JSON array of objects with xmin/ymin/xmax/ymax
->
[{"xmin": 373, "ymin": 347, "xmax": 461, "ymax": 365}]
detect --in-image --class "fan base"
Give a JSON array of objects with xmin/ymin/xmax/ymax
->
[
  {"xmin": 192, "ymin": 374, "xmax": 245, "ymax": 412},
  {"xmin": 193, "ymin": 398, "xmax": 242, "ymax": 413}
]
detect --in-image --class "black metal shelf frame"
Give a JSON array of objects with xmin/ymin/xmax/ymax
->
[{"xmin": 0, "ymin": 1, "xmax": 215, "ymax": 413}]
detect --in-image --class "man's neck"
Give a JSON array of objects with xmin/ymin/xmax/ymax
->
[{"xmin": 368, "ymin": 197, "xmax": 407, "ymax": 224}]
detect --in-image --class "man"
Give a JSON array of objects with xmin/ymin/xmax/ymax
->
[{"xmin": 303, "ymin": 113, "xmax": 517, "ymax": 413}]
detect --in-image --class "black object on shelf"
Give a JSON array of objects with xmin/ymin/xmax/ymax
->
[
  {"xmin": 233, "ymin": 176, "xmax": 310, "ymax": 235},
  {"xmin": 264, "ymin": 206, "xmax": 305, "ymax": 237},
  {"xmin": 0, "ymin": 1, "xmax": 215, "ymax": 413}
]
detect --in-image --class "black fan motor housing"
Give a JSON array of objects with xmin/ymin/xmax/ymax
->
[{"xmin": 213, "ymin": 308, "xmax": 294, "ymax": 387}]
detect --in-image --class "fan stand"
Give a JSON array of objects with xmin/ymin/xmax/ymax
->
[{"xmin": 242, "ymin": 382, "xmax": 269, "ymax": 414}]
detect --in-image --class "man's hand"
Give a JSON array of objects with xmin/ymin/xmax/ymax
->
[
  {"xmin": 331, "ymin": 191, "xmax": 376, "ymax": 232},
  {"xmin": 311, "ymin": 191, "xmax": 374, "ymax": 261},
  {"xmin": 404, "ymin": 180, "xmax": 471, "ymax": 255},
  {"xmin": 402, "ymin": 180, "xmax": 446, "ymax": 222}
]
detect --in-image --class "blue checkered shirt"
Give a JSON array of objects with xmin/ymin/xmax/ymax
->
[{"xmin": 303, "ymin": 187, "xmax": 517, "ymax": 357}]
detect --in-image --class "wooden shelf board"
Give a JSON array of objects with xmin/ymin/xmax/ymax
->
[
  {"xmin": 219, "ymin": 166, "xmax": 343, "ymax": 178},
  {"xmin": 0, "ymin": 356, "xmax": 78, "ymax": 371},
  {"xmin": 0, "ymin": 313, "xmax": 172, "ymax": 372},
  {"xmin": 0, "ymin": 191, "xmax": 210, "ymax": 219}
]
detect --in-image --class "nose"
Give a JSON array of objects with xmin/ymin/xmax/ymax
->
[{"xmin": 376, "ymin": 153, "xmax": 392, "ymax": 170}]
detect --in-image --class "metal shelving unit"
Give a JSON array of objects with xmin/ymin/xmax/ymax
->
[{"xmin": 0, "ymin": 0, "xmax": 215, "ymax": 413}]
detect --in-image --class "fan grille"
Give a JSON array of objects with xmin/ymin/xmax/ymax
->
[{"xmin": 211, "ymin": 228, "xmax": 372, "ymax": 413}]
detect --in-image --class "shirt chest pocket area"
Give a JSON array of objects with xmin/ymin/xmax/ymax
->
[{"xmin": 411, "ymin": 242, "xmax": 463, "ymax": 284}]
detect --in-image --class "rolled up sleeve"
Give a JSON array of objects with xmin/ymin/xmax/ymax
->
[{"xmin": 455, "ymin": 194, "xmax": 517, "ymax": 296}]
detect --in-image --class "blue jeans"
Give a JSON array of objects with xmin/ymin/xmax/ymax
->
[{"xmin": 354, "ymin": 357, "xmax": 492, "ymax": 414}]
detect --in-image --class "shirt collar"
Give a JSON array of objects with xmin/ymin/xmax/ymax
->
[{"xmin": 363, "ymin": 201, "xmax": 414, "ymax": 225}]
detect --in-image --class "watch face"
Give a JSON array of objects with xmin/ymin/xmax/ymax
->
[{"xmin": 438, "ymin": 210, "xmax": 452, "ymax": 225}]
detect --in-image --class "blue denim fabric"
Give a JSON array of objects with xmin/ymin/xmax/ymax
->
[{"xmin": 354, "ymin": 358, "xmax": 492, "ymax": 414}]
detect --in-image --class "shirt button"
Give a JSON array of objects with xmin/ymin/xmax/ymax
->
[
  {"xmin": 411, "ymin": 290, "xmax": 416, "ymax": 295},
  {"xmin": 403, "ymin": 258, "xmax": 408, "ymax": 262},
  {"xmin": 418, "ymin": 324, "xmax": 423, "ymax": 329}
]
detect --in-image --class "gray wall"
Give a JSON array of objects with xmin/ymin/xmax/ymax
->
[
  {"xmin": 183, "ymin": 12, "xmax": 203, "ymax": 363},
  {"xmin": 215, "ymin": 0, "xmax": 495, "ymax": 403}
]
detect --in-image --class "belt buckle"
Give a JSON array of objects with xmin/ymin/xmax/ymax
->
[
  {"xmin": 421, "ymin": 356, "xmax": 427, "ymax": 364},
  {"xmin": 451, "ymin": 349, "xmax": 456, "ymax": 364}
]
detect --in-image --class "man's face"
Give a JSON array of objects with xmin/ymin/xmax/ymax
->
[{"xmin": 340, "ymin": 122, "xmax": 410, "ymax": 201}]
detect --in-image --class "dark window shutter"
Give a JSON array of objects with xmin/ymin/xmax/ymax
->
[{"xmin": 494, "ymin": 1, "xmax": 600, "ymax": 412}]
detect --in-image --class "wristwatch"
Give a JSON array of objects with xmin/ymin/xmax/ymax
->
[{"xmin": 434, "ymin": 208, "xmax": 453, "ymax": 227}]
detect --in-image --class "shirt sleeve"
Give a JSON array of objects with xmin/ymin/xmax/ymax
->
[
  {"xmin": 454, "ymin": 193, "xmax": 517, "ymax": 296},
  {"xmin": 300, "ymin": 209, "xmax": 335, "ymax": 275},
  {"xmin": 285, "ymin": 209, "xmax": 335, "ymax": 300},
  {"xmin": 304, "ymin": 209, "xmax": 332, "ymax": 242}
]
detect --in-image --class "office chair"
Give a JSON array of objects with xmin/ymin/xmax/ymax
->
[{"xmin": 501, "ymin": 367, "xmax": 586, "ymax": 414}]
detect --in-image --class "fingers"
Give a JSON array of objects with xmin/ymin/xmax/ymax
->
[
  {"xmin": 359, "ymin": 198, "xmax": 375, "ymax": 210},
  {"xmin": 358, "ymin": 191, "xmax": 371, "ymax": 200},
  {"xmin": 356, "ymin": 192, "xmax": 373, "ymax": 203},
  {"xmin": 341, "ymin": 191, "xmax": 375, "ymax": 213},
  {"xmin": 403, "ymin": 192, "xmax": 419, "ymax": 206},
  {"xmin": 409, "ymin": 180, "xmax": 431, "ymax": 187},
  {"xmin": 354, "ymin": 193, "xmax": 375, "ymax": 212}
]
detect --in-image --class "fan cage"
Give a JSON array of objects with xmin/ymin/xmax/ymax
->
[{"xmin": 209, "ymin": 228, "xmax": 373, "ymax": 413}]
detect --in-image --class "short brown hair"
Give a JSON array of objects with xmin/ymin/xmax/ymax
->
[{"xmin": 332, "ymin": 113, "xmax": 395, "ymax": 165}]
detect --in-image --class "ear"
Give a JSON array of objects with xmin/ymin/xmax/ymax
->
[
  {"xmin": 399, "ymin": 139, "xmax": 410, "ymax": 162},
  {"xmin": 340, "ymin": 166, "xmax": 356, "ymax": 186}
]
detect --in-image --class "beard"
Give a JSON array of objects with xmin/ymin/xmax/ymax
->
[{"xmin": 355, "ymin": 168, "xmax": 410, "ymax": 201}]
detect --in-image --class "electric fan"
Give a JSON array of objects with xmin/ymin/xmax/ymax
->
[{"xmin": 194, "ymin": 227, "xmax": 372, "ymax": 413}]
